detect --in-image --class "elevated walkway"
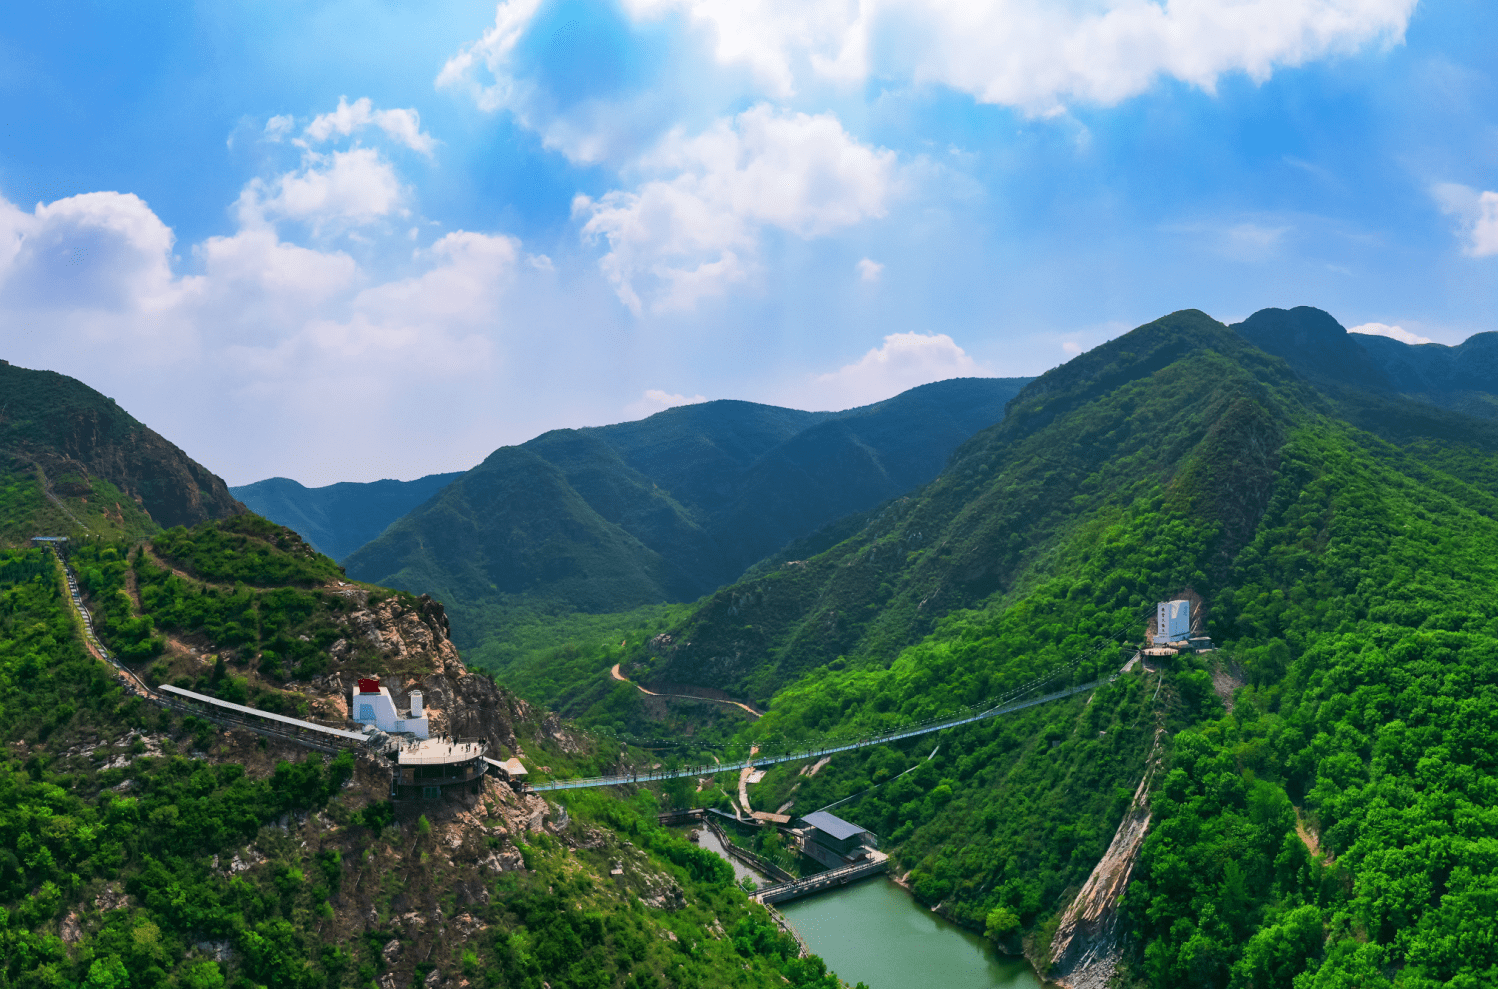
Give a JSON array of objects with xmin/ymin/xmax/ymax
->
[
  {"xmin": 529, "ymin": 680, "xmax": 1101, "ymax": 792},
  {"xmin": 157, "ymin": 684, "xmax": 368, "ymax": 752},
  {"xmin": 753, "ymin": 852, "xmax": 889, "ymax": 904}
]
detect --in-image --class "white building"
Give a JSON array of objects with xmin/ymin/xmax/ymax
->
[
  {"xmin": 1154, "ymin": 600, "xmax": 1191, "ymax": 644},
  {"xmin": 351, "ymin": 678, "xmax": 429, "ymax": 738}
]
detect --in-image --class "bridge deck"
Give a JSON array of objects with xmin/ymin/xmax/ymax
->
[{"xmin": 527, "ymin": 680, "xmax": 1100, "ymax": 791}]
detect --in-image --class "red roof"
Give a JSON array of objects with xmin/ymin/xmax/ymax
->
[{"xmin": 357, "ymin": 678, "xmax": 381, "ymax": 694}]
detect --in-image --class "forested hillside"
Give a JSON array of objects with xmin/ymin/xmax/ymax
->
[
  {"xmin": 0, "ymin": 526, "xmax": 861, "ymax": 989},
  {"xmin": 512, "ymin": 308, "xmax": 1498, "ymax": 988},
  {"xmin": 341, "ymin": 376, "xmax": 1030, "ymax": 663},
  {"xmin": 0, "ymin": 363, "xmax": 244, "ymax": 544},
  {"xmin": 0, "ymin": 376, "xmax": 868, "ymax": 989},
  {"xmin": 230, "ymin": 472, "xmax": 466, "ymax": 562}
]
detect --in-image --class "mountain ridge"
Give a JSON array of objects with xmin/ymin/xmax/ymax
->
[
  {"xmin": 342, "ymin": 376, "xmax": 1034, "ymax": 649},
  {"xmin": 0, "ymin": 362, "xmax": 245, "ymax": 544},
  {"xmin": 230, "ymin": 471, "xmax": 466, "ymax": 562}
]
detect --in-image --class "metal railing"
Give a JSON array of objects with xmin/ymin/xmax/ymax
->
[{"xmin": 529, "ymin": 680, "xmax": 1101, "ymax": 791}]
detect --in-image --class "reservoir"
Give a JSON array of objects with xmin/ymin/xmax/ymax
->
[{"xmin": 776, "ymin": 878, "xmax": 1044, "ymax": 989}]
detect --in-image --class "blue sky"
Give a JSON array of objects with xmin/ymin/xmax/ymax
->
[{"xmin": 3, "ymin": 0, "xmax": 1495, "ymax": 485}]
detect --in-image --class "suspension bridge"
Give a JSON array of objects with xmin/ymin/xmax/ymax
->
[{"xmin": 526, "ymin": 679, "xmax": 1106, "ymax": 791}]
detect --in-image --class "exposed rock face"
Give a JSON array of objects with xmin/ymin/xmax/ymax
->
[
  {"xmin": 331, "ymin": 594, "xmax": 466, "ymax": 677},
  {"xmin": 309, "ymin": 592, "xmax": 580, "ymax": 758},
  {"xmin": 1047, "ymin": 729, "xmax": 1164, "ymax": 989}
]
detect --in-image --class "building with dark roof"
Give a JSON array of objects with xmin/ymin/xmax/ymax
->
[{"xmin": 795, "ymin": 811, "xmax": 879, "ymax": 869}]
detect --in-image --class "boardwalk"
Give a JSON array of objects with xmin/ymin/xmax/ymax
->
[
  {"xmin": 753, "ymin": 853, "xmax": 890, "ymax": 904},
  {"xmin": 527, "ymin": 680, "xmax": 1101, "ymax": 792}
]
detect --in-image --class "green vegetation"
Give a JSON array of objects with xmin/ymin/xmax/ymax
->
[
  {"xmin": 71, "ymin": 532, "xmax": 366, "ymax": 688},
  {"xmin": 0, "ymin": 459, "xmax": 159, "ymax": 547},
  {"xmin": 151, "ymin": 515, "xmax": 342, "ymax": 588},
  {"xmin": 342, "ymin": 378, "xmax": 1031, "ymax": 657},
  {"xmin": 0, "ymin": 545, "xmax": 857, "ymax": 989},
  {"xmin": 229, "ymin": 473, "xmax": 465, "ymax": 563},
  {"xmin": 502, "ymin": 309, "xmax": 1498, "ymax": 987},
  {"xmin": 0, "ymin": 363, "xmax": 242, "ymax": 536}
]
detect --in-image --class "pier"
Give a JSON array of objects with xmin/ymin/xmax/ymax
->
[{"xmin": 753, "ymin": 853, "xmax": 890, "ymax": 904}]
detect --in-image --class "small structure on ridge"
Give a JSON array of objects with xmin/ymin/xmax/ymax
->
[
  {"xmin": 350, "ymin": 677, "xmax": 429, "ymax": 738},
  {"xmin": 1153, "ymin": 600, "xmax": 1191, "ymax": 645}
]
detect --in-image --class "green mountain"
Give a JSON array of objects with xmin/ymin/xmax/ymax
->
[
  {"xmin": 519, "ymin": 307, "xmax": 1498, "ymax": 988},
  {"xmin": 1235, "ymin": 304, "xmax": 1498, "ymax": 421},
  {"xmin": 0, "ymin": 378, "xmax": 858, "ymax": 989},
  {"xmin": 0, "ymin": 362, "xmax": 244, "ymax": 544},
  {"xmin": 342, "ymin": 377, "xmax": 1032, "ymax": 649},
  {"xmin": 230, "ymin": 472, "xmax": 466, "ymax": 562}
]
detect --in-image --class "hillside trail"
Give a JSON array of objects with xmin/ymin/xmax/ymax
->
[{"xmin": 609, "ymin": 663, "xmax": 763, "ymax": 718}]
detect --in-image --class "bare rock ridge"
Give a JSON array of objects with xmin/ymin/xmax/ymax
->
[{"xmin": 1046, "ymin": 728, "xmax": 1165, "ymax": 989}]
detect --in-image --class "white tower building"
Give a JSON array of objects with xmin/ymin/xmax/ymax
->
[
  {"xmin": 1154, "ymin": 600, "xmax": 1191, "ymax": 644},
  {"xmin": 351, "ymin": 678, "xmax": 430, "ymax": 738}
]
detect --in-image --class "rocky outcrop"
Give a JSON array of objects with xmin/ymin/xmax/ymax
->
[
  {"xmin": 329, "ymin": 594, "xmax": 466, "ymax": 678},
  {"xmin": 1046, "ymin": 728, "xmax": 1164, "ymax": 989},
  {"xmin": 310, "ymin": 592, "xmax": 580, "ymax": 758}
]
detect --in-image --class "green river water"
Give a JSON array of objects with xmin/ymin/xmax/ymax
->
[{"xmin": 776, "ymin": 878, "xmax": 1044, "ymax": 989}]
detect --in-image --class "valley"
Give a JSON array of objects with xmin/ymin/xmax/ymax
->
[{"xmin": 4, "ymin": 306, "xmax": 1498, "ymax": 989}]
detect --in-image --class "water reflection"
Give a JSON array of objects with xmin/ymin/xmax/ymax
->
[
  {"xmin": 692, "ymin": 824, "xmax": 767, "ymax": 886},
  {"xmin": 777, "ymin": 878, "xmax": 1042, "ymax": 989}
]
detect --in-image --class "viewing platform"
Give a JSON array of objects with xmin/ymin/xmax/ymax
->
[{"xmin": 385, "ymin": 736, "xmax": 489, "ymax": 799}]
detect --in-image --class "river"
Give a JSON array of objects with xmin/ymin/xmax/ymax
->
[
  {"xmin": 691, "ymin": 826, "xmax": 1042, "ymax": 989},
  {"xmin": 777, "ymin": 878, "xmax": 1044, "ymax": 989}
]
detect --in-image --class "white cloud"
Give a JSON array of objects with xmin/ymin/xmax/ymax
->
[
  {"xmin": 303, "ymin": 96, "xmax": 436, "ymax": 156},
  {"xmin": 856, "ymin": 257, "xmax": 883, "ymax": 282},
  {"xmin": 264, "ymin": 115, "xmax": 295, "ymax": 141},
  {"xmin": 239, "ymin": 147, "xmax": 404, "ymax": 231},
  {"xmin": 1432, "ymin": 183, "xmax": 1498, "ymax": 257},
  {"xmin": 0, "ymin": 192, "xmax": 183, "ymax": 321},
  {"xmin": 619, "ymin": 0, "xmax": 1414, "ymax": 113},
  {"xmin": 793, "ymin": 331, "xmax": 988, "ymax": 409},
  {"xmin": 1477, "ymin": 193, "xmax": 1498, "ymax": 257},
  {"xmin": 624, "ymin": 388, "xmax": 710, "ymax": 419},
  {"xmin": 436, "ymin": 0, "xmax": 545, "ymax": 112},
  {"xmin": 0, "ymin": 182, "xmax": 546, "ymax": 485},
  {"xmin": 1062, "ymin": 340, "xmax": 1083, "ymax": 354},
  {"xmin": 575, "ymin": 105, "xmax": 898, "ymax": 313},
  {"xmin": 1348, "ymin": 321, "xmax": 1433, "ymax": 345}
]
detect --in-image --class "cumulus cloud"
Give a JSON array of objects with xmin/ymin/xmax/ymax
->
[
  {"xmin": 0, "ymin": 182, "xmax": 539, "ymax": 485},
  {"xmin": 624, "ymin": 0, "xmax": 1414, "ymax": 113},
  {"xmin": 302, "ymin": 96, "xmax": 436, "ymax": 156},
  {"xmin": 624, "ymin": 389, "xmax": 710, "ymax": 419},
  {"xmin": 856, "ymin": 257, "xmax": 883, "ymax": 282},
  {"xmin": 1348, "ymin": 322, "xmax": 1433, "ymax": 345},
  {"xmin": 264, "ymin": 115, "xmax": 295, "ymax": 141},
  {"xmin": 1432, "ymin": 183, "xmax": 1498, "ymax": 257},
  {"xmin": 436, "ymin": 0, "xmax": 545, "ymax": 112},
  {"xmin": 794, "ymin": 331, "xmax": 988, "ymax": 409},
  {"xmin": 0, "ymin": 193, "xmax": 183, "ymax": 322},
  {"xmin": 574, "ymin": 105, "xmax": 898, "ymax": 313},
  {"xmin": 238, "ymin": 147, "xmax": 404, "ymax": 231}
]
